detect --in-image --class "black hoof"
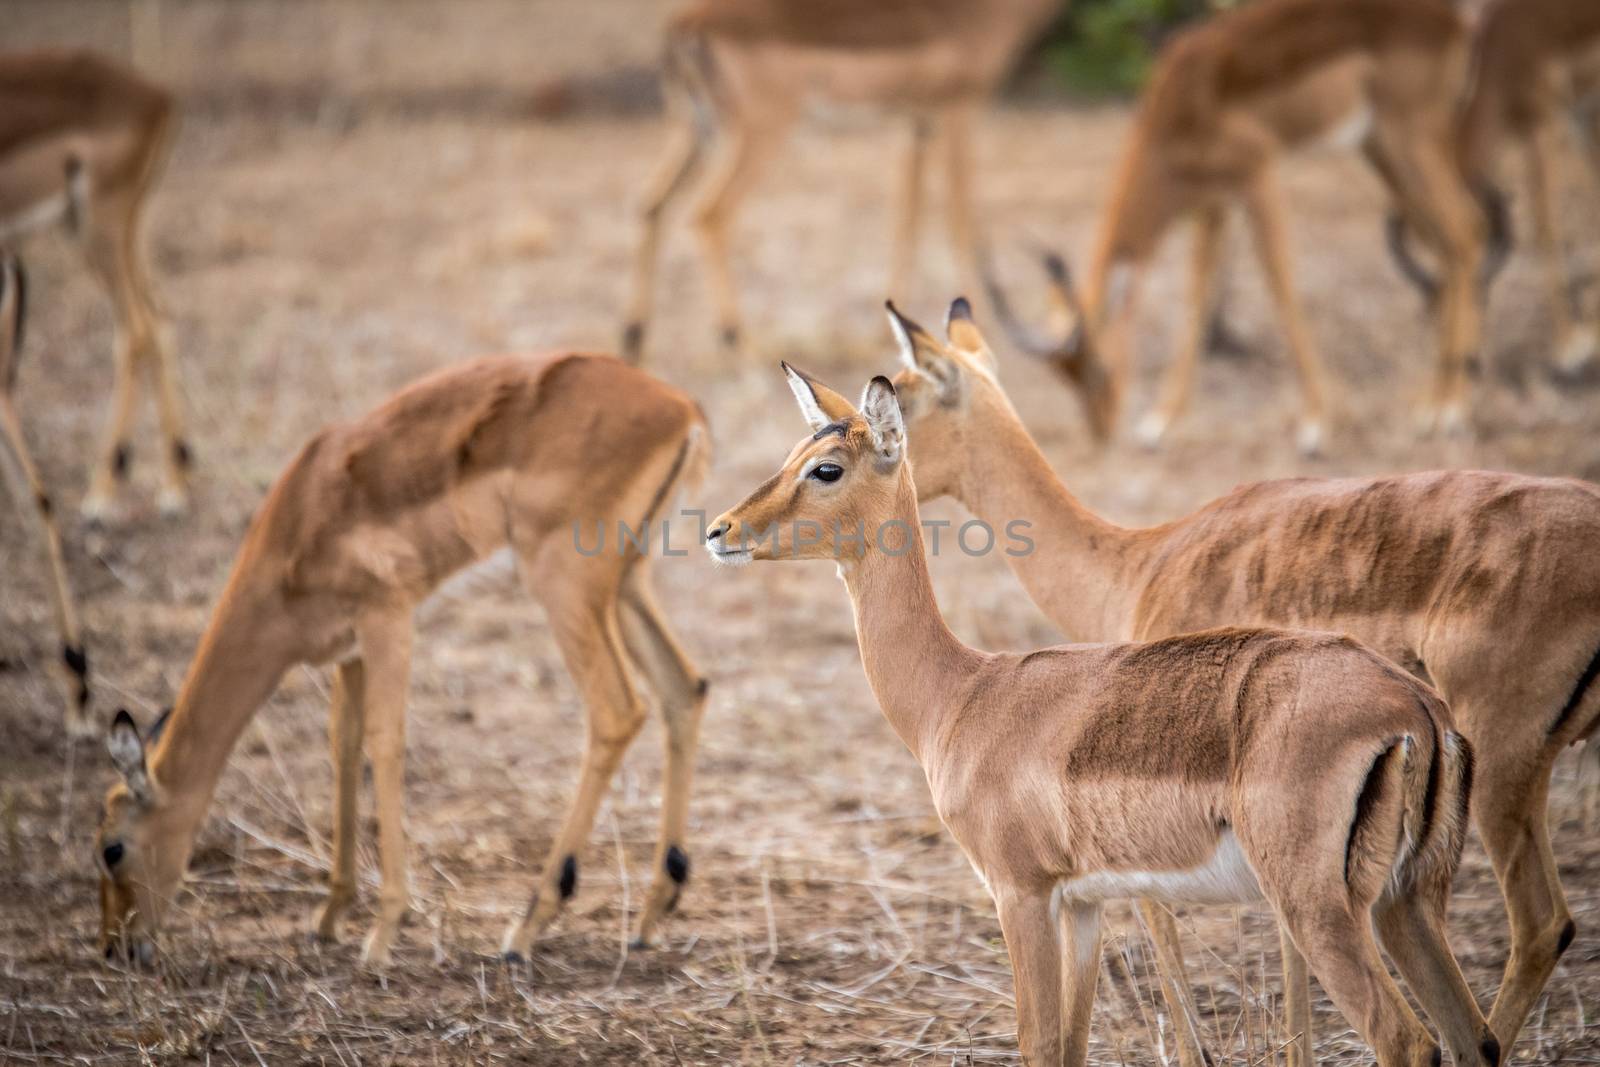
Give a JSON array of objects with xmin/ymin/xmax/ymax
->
[
  {"xmin": 629, "ymin": 937, "xmax": 652, "ymax": 951},
  {"xmin": 1481, "ymin": 1035, "xmax": 1501, "ymax": 1067},
  {"xmin": 501, "ymin": 950, "xmax": 526, "ymax": 965}
]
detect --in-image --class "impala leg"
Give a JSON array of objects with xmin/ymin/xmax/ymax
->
[
  {"xmin": 1136, "ymin": 902, "xmax": 1211, "ymax": 1067},
  {"xmin": 1278, "ymin": 901, "xmax": 1437, "ymax": 1067},
  {"xmin": 79, "ymin": 218, "xmax": 145, "ymax": 523},
  {"xmin": 616, "ymin": 563, "xmax": 709, "ymax": 947},
  {"xmin": 127, "ymin": 219, "xmax": 188, "ymax": 516},
  {"xmin": 1526, "ymin": 124, "xmax": 1596, "ymax": 372},
  {"xmin": 623, "ymin": 121, "xmax": 710, "ymax": 363},
  {"xmin": 1059, "ymin": 899, "xmax": 1103, "ymax": 1067},
  {"xmin": 1138, "ymin": 203, "xmax": 1227, "ymax": 450},
  {"xmin": 1580, "ymin": 739, "xmax": 1600, "ymax": 830},
  {"xmin": 1242, "ymin": 167, "xmax": 1329, "ymax": 456},
  {"xmin": 1278, "ymin": 922, "xmax": 1315, "ymax": 1067},
  {"xmin": 690, "ymin": 120, "xmax": 787, "ymax": 355},
  {"xmin": 1381, "ymin": 125, "xmax": 1484, "ymax": 435},
  {"xmin": 942, "ymin": 105, "xmax": 984, "ymax": 310},
  {"xmin": 314, "ymin": 658, "xmax": 367, "ymax": 943},
  {"xmin": 1477, "ymin": 761, "xmax": 1572, "ymax": 1053},
  {"xmin": 994, "ymin": 886, "xmax": 1067, "ymax": 1066},
  {"xmin": 1374, "ymin": 889, "xmax": 1498, "ymax": 1066},
  {"xmin": 0, "ymin": 388, "xmax": 90, "ymax": 734},
  {"xmin": 502, "ymin": 571, "xmax": 646, "ymax": 960},
  {"xmin": 354, "ymin": 612, "xmax": 414, "ymax": 967},
  {"xmin": 888, "ymin": 117, "xmax": 932, "ymax": 303}
]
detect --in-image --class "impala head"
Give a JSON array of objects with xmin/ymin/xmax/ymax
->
[
  {"xmin": 705, "ymin": 365, "xmax": 906, "ymax": 567},
  {"xmin": 95, "ymin": 708, "xmax": 180, "ymax": 965},
  {"xmin": 885, "ymin": 296, "xmax": 1029, "ymax": 504},
  {"xmin": 981, "ymin": 249, "xmax": 1120, "ymax": 441}
]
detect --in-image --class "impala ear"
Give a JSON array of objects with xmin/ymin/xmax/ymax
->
[
  {"xmin": 107, "ymin": 709, "xmax": 153, "ymax": 804},
  {"xmin": 781, "ymin": 361, "xmax": 856, "ymax": 432},
  {"xmin": 885, "ymin": 302, "xmax": 960, "ymax": 396},
  {"xmin": 859, "ymin": 376, "xmax": 904, "ymax": 468}
]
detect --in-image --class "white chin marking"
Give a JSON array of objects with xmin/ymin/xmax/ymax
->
[{"xmin": 706, "ymin": 546, "xmax": 752, "ymax": 567}]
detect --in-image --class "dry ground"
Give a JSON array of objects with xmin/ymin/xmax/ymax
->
[{"xmin": 2, "ymin": 69, "xmax": 1600, "ymax": 1067}]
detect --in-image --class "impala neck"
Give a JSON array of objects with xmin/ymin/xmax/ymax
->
[
  {"xmin": 959, "ymin": 395, "xmax": 1148, "ymax": 642},
  {"xmin": 841, "ymin": 468, "xmax": 984, "ymax": 762},
  {"xmin": 147, "ymin": 564, "xmax": 296, "ymax": 842}
]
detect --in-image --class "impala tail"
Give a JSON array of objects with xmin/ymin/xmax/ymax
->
[{"xmin": 1343, "ymin": 713, "xmax": 1474, "ymax": 903}]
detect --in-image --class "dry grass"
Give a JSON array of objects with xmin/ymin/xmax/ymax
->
[{"xmin": 3, "ymin": 7, "xmax": 1600, "ymax": 1063}]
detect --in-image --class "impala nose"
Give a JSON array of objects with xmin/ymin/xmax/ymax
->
[{"xmin": 706, "ymin": 523, "xmax": 728, "ymax": 542}]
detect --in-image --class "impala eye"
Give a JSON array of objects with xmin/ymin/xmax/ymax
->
[
  {"xmin": 102, "ymin": 842, "xmax": 125, "ymax": 868},
  {"xmin": 810, "ymin": 463, "xmax": 843, "ymax": 483}
]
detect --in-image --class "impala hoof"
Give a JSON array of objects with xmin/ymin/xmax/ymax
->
[
  {"xmin": 1295, "ymin": 419, "xmax": 1324, "ymax": 458},
  {"xmin": 157, "ymin": 486, "xmax": 189, "ymax": 519},
  {"xmin": 80, "ymin": 493, "xmax": 116, "ymax": 527},
  {"xmin": 1134, "ymin": 411, "xmax": 1170, "ymax": 450},
  {"xmin": 1558, "ymin": 324, "xmax": 1599, "ymax": 373}
]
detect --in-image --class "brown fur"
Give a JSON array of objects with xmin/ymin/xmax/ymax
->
[
  {"xmin": 0, "ymin": 250, "xmax": 87, "ymax": 734},
  {"xmin": 94, "ymin": 353, "xmax": 712, "ymax": 967},
  {"xmin": 0, "ymin": 49, "xmax": 186, "ymax": 517},
  {"xmin": 621, "ymin": 0, "xmax": 1058, "ymax": 361},
  {"xmin": 708, "ymin": 366, "xmax": 1493, "ymax": 1066},
  {"xmin": 986, "ymin": 0, "xmax": 1487, "ymax": 450},
  {"xmin": 892, "ymin": 304, "xmax": 1600, "ymax": 1055},
  {"xmin": 1454, "ymin": 0, "xmax": 1600, "ymax": 370}
]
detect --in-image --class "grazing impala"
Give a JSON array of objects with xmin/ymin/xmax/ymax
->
[
  {"xmin": 1391, "ymin": 0, "xmax": 1600, "ymax": 372},
  {"xmin": 884, "ymin": 296, "xmax": 1600, "ymax": 1057},
  {"xmin": 94, "ymin": 353, "xmax": 710, "ymax": 966},
  {"xmin": 706, "ymin": 362, "xmax": 1498, "ymax": 1067},
  {"xmin": 620, "ymin": 0, "xmax": 1060, "ymax": 362},
  {"xmin": 0, "ymin": 251, "xmax": 90, "ymax": 734},
  {"xmin": 1, "ymin": 50, "xmax": 188, "ymax": 520},
  {"xmin": 985, "ymin": 0, "xmax": 1508, "ymax": 453}
]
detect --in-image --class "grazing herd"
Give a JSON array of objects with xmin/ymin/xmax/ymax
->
[{"xmin": 4, "ymin": 0, "xmax": 1600, "ymax": 1063}]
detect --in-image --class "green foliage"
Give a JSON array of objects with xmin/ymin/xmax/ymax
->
[{"xmin": 1043, "ymin": 0, "xmax": 1224, "ymax": 96}]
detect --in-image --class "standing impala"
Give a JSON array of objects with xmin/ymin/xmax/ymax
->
[
  {"xmin": 94, "ymin": 353, "xmax": 710, "ymax": 966},
  {"xmin": 884, "ymin": 296, "xmax": 1600, "ymax": 1057},
  {"xmin": 706, "ymin": 362, "xmax": 1498, "ymax": 1067},
  {"xmin": 1390, "ymin": 0, "xmax": 1600, "ymax": 372},
  {"xmin": 620, "ymin": 0, "xmax": 1059, "ymax": 362},
  {"xmin": 0, "ymin": 251, "xmax": 90, "ymax": 734},
  {"xmin": 985, "ymin": 0, "xmax": 1508, "ymax": 453},
  {"xmin": 1, "ymin": 50, "xmax": 188, "ymax": 519}
]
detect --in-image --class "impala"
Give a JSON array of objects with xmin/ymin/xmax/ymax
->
[
  {"xmin": 985, "ymin": 0, "xmax": 1508, "ymax": 454},
  {"xmin": 94, "ymin": 353, "xmax": 710, "ymax": 966},
  {"xmin": 705, "ymin": 361, "xmax": 1498, "ymax": 1067},
  {"xmin": 885, "ymin": 296, "xmax": 1600, "ymax": 1057},
  {"xmin": 0, "ymin": 250, "xmax": 90, "ymax": 734},
  {"xmin": 1390, "ymin": 0, "xmax": 1600, "ymax": 372},
  {"xmin": 1, "ymin": 49, "xmax": 187, "ymax": 520},
  {"xmin": 620, "ymin": 0, "xmax": 1060, "ymax": 362}
]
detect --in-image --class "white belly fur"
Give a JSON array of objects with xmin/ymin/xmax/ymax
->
[{"xmin": 1057, "ymin": 829, "xmax": 1264, "ymax": 906}]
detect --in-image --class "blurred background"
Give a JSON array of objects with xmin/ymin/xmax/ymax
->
[{"xmin": 2, "ymin": 1, "xmax": 1597, "ymax": 1063}]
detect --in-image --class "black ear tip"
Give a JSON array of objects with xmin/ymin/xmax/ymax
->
[
  {"xmin": 112, "ymin": 708, "xmax": 136, "ymax": 729},
  {"xmin": 1043, "ymin": 252, "xmax": 1069, "ymax": 282},
  {"xmin": 948, "ymin": 297, "xmax": 973, "ymax": 322},
  {"xmin": 871, "ymin": 375, "xmax": 896, "ymax": 393}
]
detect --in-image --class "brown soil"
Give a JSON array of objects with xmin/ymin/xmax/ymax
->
[{"xmin": 2, "ymin": 18, "xmax": 1598, "ymax": 1066}]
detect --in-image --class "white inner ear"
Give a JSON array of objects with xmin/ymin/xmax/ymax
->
[
  {"xmin": 784, "ymin": 365, "xmax": 833, "ymax": 432},
  {"xmin": 886, "ymin": 311, "xmax": 919, "ymax": 371},
  {"xmin": 108, "ymin": 722, "xmax": 151, "ymax": 799},
  {"xmin": 860, "ymin": 382, "xmax": 905, "ymax": 463}
]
